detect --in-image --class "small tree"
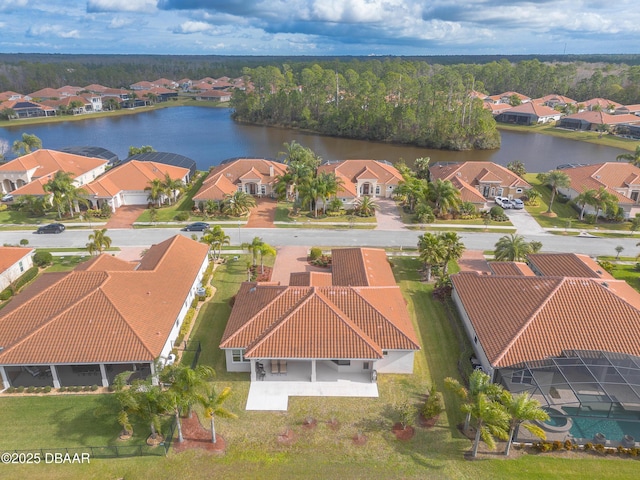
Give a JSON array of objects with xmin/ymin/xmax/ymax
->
[
  {"xmin": 615, "ymin": 245, "xmax": 624, "ymax": 259},
  {"xmin": 199, "ymin": 386, "xmax": 237, "ymax": 443},
  {"xmin": 397, "ymin": 401, "xmax": 416, "ymax": 430},
  {"xmin": 33, "ymin": 251, "xmax": 53, "ymax": 267},
  {"xmin": 421, "ymin": 386, "xmax": 444, "ymax": 419}
]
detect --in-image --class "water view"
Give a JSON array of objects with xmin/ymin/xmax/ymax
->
[{"xmin": 0, "ymin": 107, "xmax": 629, "ymax": 172}]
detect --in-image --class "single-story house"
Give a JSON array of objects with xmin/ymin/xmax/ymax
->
[
  {"xmin": 557, "ymin": 162, "xmax": 640, "ymax": 219},
  {"xmin": 557, "ymin": 111, "xmax": 640, "ymax": 131},
  {"xmin": 316, "ymin": 159, "xmax": 403, "ymax": 207},
  {"xmin": 495, "ymin": 102, "xmax": 562, "ymax": 125},
  {"xmin": 82, "ymin": 160, "xmax": 190, "ymax": 212},
  {"xmin": 0, "ymin": 99, "xmax": 56, "ymax": 119},
  {"xmin": 614, "ymin": 104, "xmax": 640, "ymax": 116},
  {"xmin": 0, "ymin": 149, "xmax": 108, "ymax": 196},
  {"xmin": 580, "ymin": 98, "xmax": 622, "ymax": 113},
  {"xmin": 451, "ymin": 253, "xmax": 640, "ymax": 440},
  {"xmin": 533, "ymin": 94, "xmax": 576, "ymax": 109},
  {"xmin": 0, "ymin": 247, "xmax": 34, "ymax": 292},
  {"xmin": 220, "ymin": 247, "xmax": 420, "ymax": 387},
  {"xmin": 429, "ymin": 161, "xmax": 531, "ymax": 205},
  {"xmin": 485, "ymin": 91, "xmax": 531, "ymax": 105},
  {"xmin": 0, "ymin": 235, "xmax": 209, "ymax": 390},
  {"xmin": 193, "ymin": 158, "xmax": 288, "ymax": 202},
  {"xmin": 195, "ymin": 91, "xmax": 232, "ymax": 102}
]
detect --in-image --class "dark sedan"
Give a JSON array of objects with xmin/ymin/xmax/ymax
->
[
  {"xmin": 182, "ymin": 222, "xmax": 210, "ymax": 232},
  {"xmin": 35, "ymin": 223, "xmax": 66, "ymax": 234}
]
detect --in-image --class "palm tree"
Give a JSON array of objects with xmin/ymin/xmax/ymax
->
[
  {"xmin": 417, "ymin": 232, "xmax": 446, "ymax": 282},
  {"xmin": 574, "ymin": 188, "xmax": 598, "ymax": 220},
  {"xmin": 161, "ymin": 173, "xmax": 184, "ymax": 205},
  {"xmin": 353, "ymin": 195, "xmax": 378, "ymax": 217},
  {"xmin": 502, "ymin": 392, "xmax": 548, "ymax": 456},
  {"xmin": 445, "ymin": 369, "xmax": 503, "ymax": 433},
  {"xmin": 463, "ymin": 392, "xmax": 510, "ymax": 458},
  {"xmin": 395, "ymin": 175, "xmax": 428, "ymax": 213},
  {"xmin": 242, "ymin": 236, "xmax": 264, "ymax": 267},
  {"xmin": 43, "ymin": 170, "xmax": 75, "ymax": 219},
  {"xmin": 593, "ymin": 187, "xmax": 618, "ymax": 220},
  {"xmin": 616, "ymin": 145, "xmax": 640, "ymax": 166},
  {"xmin": 199, "ymin": 386, "xmax": 237, "ymax": 444},
  {"xmin": 222, "ymin": 191, "xmax": 256, "ymax": 217},
  {"xmin": 12, "ymin": 133, "xmax": 42, "ymax": 156},
  {"xmin": 258, "ymin": 241, "xmax": 277, "ymax": 274},
  {"xmin": 145, "ymin": 178, "xmax": 164, "ymax": 207},
  {"xmin": 201, "ymin": 225, "xmax": 230, "ymax": 260},
  {"xmin": 536, "ymin": 170, "xmax": 571, "ymax": 214},
  {"xmin": 17, "ymin": 194, "xmax": 48, "ymax": 217},
  {"xmin": 316, "ymin": 172, "xmax": 342, "ymax": 215},
  {"xmin": 87, "ymin": 228, "xmax": 112, "ymax": 255},
  {"xmin": 429, "ymin": 178, "xmax": 462, "ymax": 217},
  {"xmin": 440, "ymin": 232, "xmax": 465, "ymax": 276},
  {"xmin": 298, "ymin": 176, "xmax": 321, "ymax": 217},
  {"xmin": 494, "ymin": 234, "xmax": 531, "ymax": 262}
]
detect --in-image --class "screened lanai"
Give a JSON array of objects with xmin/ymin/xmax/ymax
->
[{"xmin": 498, "ymin": 350, "xmax": 640, "ymax": 421}]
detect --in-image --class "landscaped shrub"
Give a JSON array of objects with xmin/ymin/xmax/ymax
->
[
  {"xmin": 415, "ymin": 204, "xmax": 435, "ymax": 223},
  {"xmin": 583, "ymin": 442, "xmax": 593, "ymax": 451},
  {"xmin": 16, "ymin": 386, "xmax": 24, "ymax": 393},
  {"xmin": 6, "ymin": 387, "xmax": 16, "ymax": 393},
  {"xmin": 0, "ymin": 288, "xmax": 11, "ymax": 301},
  {"xmin": 43, "ymin": 386, "xmax": 52, "ymax": 393},
  {"xmin": 421, "ymin": 387, "xmax": 444, "ymax": 419},
  {"xmin": 15, "ymin": 267, "xmax": 39, "ymax": 290},
  {"xmin": 174, "ymin": 211, "xmax": 190, "ymax": 221},
  {"xmin": 58, "ymin": 386, "xmax": 66, "ymax": 392},
  {"xmin": 33, "ymin": 251, "xmax": 53, "ymax": 267},
  {"xmin": 309, "ymin": 247, "xmax": 322, "ymax": 261},
  {"xmin": 26, "ymin": 386, "xmax": 35, "ymax": 393},
  {"xmin": 584, "ymin": 213, "xmax": 597, "ymax": 224},
  {"xmin": 191, "ymin": 298, "xmax": 199, "ymax": 309}
]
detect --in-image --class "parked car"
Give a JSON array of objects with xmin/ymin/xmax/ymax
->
[
  {"xmin": 1, "ymin": 194, "xmax": 13, "ymax": 202},
  {"xmin": 35, "ymin": 223, "xmax": 65, "ymax": 234},
  {"xmin": 510, "ymin": 198, "xmax": 524, "ymax": 209},
  {"xmin": 494, "ymin": 196, "xmax": 512, "ymax": 209},
  {"xmin": 182, "ymin": 222, "xmax": 210, "ymax": 232}
]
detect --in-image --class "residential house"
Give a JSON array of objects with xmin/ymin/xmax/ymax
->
[
  {"xmin": 495, "ymin": 102, "xmax": 562, "ymax": 125},
  {"xmin": 533, "ymin": 94, "xmax": 576, "ymax": 109},
  {"xmin": 193, "ymin": 158, "xmax": 288, "ymax": 202},
  {"xmin": 614, "ymin": 104, "xmax": 640, "ymax": 116},
  {"xmin": 27, "ymin": 87, "xmax": 65, "ymax": 100},
  {"xmin": 557, "ymin": 111, "xmax": 640, "ymax": 131},
  {"xmin": 219, "ymin": 248, "xmax": 420, "ymax": 394},
  {"xmin": 429, "ymin": 161, "xmax": 531, "ymax": 207},
  {"xmin": 557, "ymin": 162, "xmax": 640, "ymax": 219},
  {"xmin": 451, "ymin": 253, "xmax": 640, "ymax": 439},
  {"xmin": 82, "ymin": 160, "xmax": 190, "ymax": 212},
  {"xmin": 151, "ymin": 78, "xmax": 178, "ymax": 89},
  {"xmin": 194, "ymin": 91, "xmax": 232, "ymax": 102},
  {"xmin": 0, "ymin": 91, "xmax": 23, "ymax": 102},
  {"xmin": 485, "ymin": 91, "xmax": 531, "ymax": 105},
  {"xmin": 41, "ymin": 94, "xmax": 102, "ymax": 114},
  {"xmin": 83, "ymin": 84, "xmax": 109, "ymax": 93},
  {"xmin": 0, "ymin": 235, "xmax": 209, "ymax": 390},
  {"xmin": 0, "ymin": 247, "xmax": 34, "ymax": 292},
  {"xmin": 316, "ymin": 159, "xmax": 403, "ymax": 207},
  {"xmin": 130, "ymin": 81, "xmax": 154, "ymax": 91},
  {"xmin": 581, "ymin": 98, "xmax": 622, "ymax": 113},
  {"xmin": 0, "ymin": 149, "xmax": 108, "ymax": 196},
  {"xmin": 0, "ymin": 99, "xmax": 56, "ymax": 119}
]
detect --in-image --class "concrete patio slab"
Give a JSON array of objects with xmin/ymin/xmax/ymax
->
[{"xmin": 245, "ymin": 379, "xmax": 379, "ymax": 411}]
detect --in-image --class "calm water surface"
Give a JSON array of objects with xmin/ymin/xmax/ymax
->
[{"xmin": 0, "ymin": 107, "xmax": 629, "ymax": 171}]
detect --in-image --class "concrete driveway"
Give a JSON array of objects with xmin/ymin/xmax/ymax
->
[
  {"xmin": 375, "ymin": 198, "xmax": 405, "ymax": 230},
  {"xmin": 504, "ymin": 208, "xmax": 548, "ymax": 235}
]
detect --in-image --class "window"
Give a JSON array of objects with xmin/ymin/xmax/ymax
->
[
  {"xmin": 632, "ymin": 191, "xmax": 639, "ymax": 202},
  {"xmin": 474, "ymin": 336, "xmax": 478, "ymax": 344},
  {"xmin": 231, "ymin": 349, "xmax": 249, "ymax": 363},
  {"xmin": 19, "ymin": 261, "xmax": 24, "ymax": 272},
  {"xmin": 261, "ymin": 185, "xmax": 266, "ymax": 194},
  {"xmin": 363, "ymin": 362, "xmax": 370, "ymax": 370},
  {"xmin": 375, "ymin": 186, "xmax": 381, "ymax": 195},
  {"xmin": 382, "ymin": 350, "xmax": 388, "ymax": 356},
  {"xmin": 332, "ymin": 360, "xmax": 351, "ymax": 366},
  {"xmin": 516, "ymin": 188, "xmax": 523, "ymax": 193}
]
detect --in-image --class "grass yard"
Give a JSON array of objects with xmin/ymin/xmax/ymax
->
[
  {"xmin": 611, "ymin": 263, "xmax": 640, "ymax": 293},
  {"xmin": 2, "ymin": 257, "xmax": 640, "ymax": 479}
]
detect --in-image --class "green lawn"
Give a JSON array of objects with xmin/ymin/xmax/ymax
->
[
  {"xmin": 3, "ymin": 257, "xmax": 640, "ymax": 479},
  {"xmin": 611, "ymin": 263, "xmax": 640, "ymax": 293}
]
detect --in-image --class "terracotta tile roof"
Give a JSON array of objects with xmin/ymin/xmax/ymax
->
[
  {"xmin": 28, "ymin": 87, "xmax": 63, "ymax": 98},
  {"xmin": 0, "ymin": 149, "xmax": 107, "ymax": 180},
  {"xmin": 289, "ymin": 271, "xmax": 333, "ymax": 286},
  {"xmin": 74, "ymin": 254, "xmax": 137, "ymax": 272},
  {"xmin": 220, "ymin": 284, "xmax": 419, "ymax": 359},
  {"xmin": 317, "ymin": 160, "xmax": 402, "ymax": 188},
  {"xmin": 560, "ymin": 162, "xmax": 640, "ymax": 205},
  {"xmin": 193, "ymin": 159, "xmax": 287, "ymax": 201},
  {"xmin": 500, "ymin": 102, "xmax": 561, "ymax": 118},
  {"xmin": 582, "ymin": 98, "xmax": 622, "ymax": 110},
  {"xmin": 220, "ymin": 247, "xmax": 420, "ymax": 359},
  {"xmin": 331, "ymin": 248, "xmax": 396, "ymax": 286},
  {"xmin": 489, "ymin": 262, "xmax": 535, "ymax": 276},
  {"xmin": 449, "ymin": 176, "xmax": 488, "ymax": 205},
  {"xmin": 83, "ymin": 84, "xmax": 109, "ymax": 92},
  {"xmin": 533, "ymin": 94, "xmax": 576, "ymax": 105},
  {"xmin": 430, "ymin": 161, "xmax": 531, "ymax": 190},
  {"xmin": 452, "ymin": 272, "xmax": 640, "ymax": 368},
  {"xmin": 0, "ymin": 247, "xmax": 33, "ymax": 272},
  {"xmin": 562, "ymin": 110, "xmax": 640, "ymax": 125},
  {"xmin": 0, "ymin": 235, "xmax": 208, "ymax": 365},
  {"xmin": 83, "ymin": 160, "xmax": 189, "ymax": 198},
  {"xmin": 528, "ymin": 253, "xmax": 614, "ymax": 279}
]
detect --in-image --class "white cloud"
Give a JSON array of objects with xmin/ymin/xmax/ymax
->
[
  {"xmin": 87, "ymin": 0, "xmax": 157, "ymax": 13},
  {"xmin": 108, "ymin": 17, "xmax": 136, "ymax": 29},
  {"xmin": 0, "ymin": 0, "xmax": 28, "ymax": 10},
  {"xmin": 173, "ymin": 21, "xmax": 213, "ymax": 34},
  {"xmin": 27, "ymin": 25, "xmax": 81, "ymax": 39}
]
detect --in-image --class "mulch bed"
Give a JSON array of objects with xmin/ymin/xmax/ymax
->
[
  {"xmin": 392, "ymin": 423, "xmax": 416, "ymax": 441},
  {"xmin": 251, "ymin": 266, "xmax": 273, "ymax": 282},
  {"xmin": 418, "ymin": 414, "xmax": 439, "ymax": 428},
  {"xmin": 352, "ymin": 433, "xmax": 368, "ymax": 445},
  {"xmin": 326, "ymin": 419, "xmax": 340, "ymax": 431},
  {"xmin": 302, "ymin": 417, "xmax": 318, "ymax": 429},
  {"xmin": 172, "ymin": 415, "xmax": 226, "ymax": 454}
]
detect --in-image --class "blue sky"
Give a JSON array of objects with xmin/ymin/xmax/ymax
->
[{"xmin": 0, "ymin": 0, "xmax": 638, "ymax": 56}]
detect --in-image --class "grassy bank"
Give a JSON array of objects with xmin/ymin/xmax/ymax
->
[{"xmin": 497, "ymin": 123, "xmax": 640, "ymax": 152}]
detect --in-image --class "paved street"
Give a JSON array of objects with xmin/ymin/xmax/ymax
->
[{"xmin": 4, "ymin": 225, "xmax": 639, "ymax": 257}]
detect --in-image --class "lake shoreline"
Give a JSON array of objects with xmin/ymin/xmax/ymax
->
[{"xmin": 2, "ymin": 101, "xmax": 637, "ymax": 153}]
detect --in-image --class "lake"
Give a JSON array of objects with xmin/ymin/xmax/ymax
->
[{"xmin": 0, "ymin": 107, "xmax": 629, "ymax": 172}]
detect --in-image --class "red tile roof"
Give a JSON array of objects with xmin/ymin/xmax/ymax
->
[
  {"xmin": 528, "ymin": 253, "xmax": 614, "ymax": 279},
  {"xmin": 0, "ymin": 235, "xmax": 208, "ymax": 365},
  {"xmin": 220, "ymin": 247, "xmax": 419, "ymax": 359},
  {"xmin": 489, "ymin": 262, "xmax": 535, "ymax": 276},
  {"xmin": 0, "ymin": 247, "xmax": 33, "ymax": 272},
  {"xmin": 317, "ymin": 160, "xmax": 402, "ymax": 190},
  {"xmin": 430, "ymin": 161, "xmax": 531, "ymax": 191},
  {"xmin": 560, "ymin": 162, "xmax": 640, "ymax": 206}
]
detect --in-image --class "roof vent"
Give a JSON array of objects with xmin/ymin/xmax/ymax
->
[
  {"xmin": 596, "ymin": 270, "xmax": 603, "ymax": 274},
  {"xmin": 602, "ymin": 282, "xmax": 609, "ymax": 288},
  {"xmin": 249, "ymin": 287, "xmax": 256, "ymax": 293}
]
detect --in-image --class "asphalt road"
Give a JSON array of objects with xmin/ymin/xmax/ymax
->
[{"xmin": 4, "ymin": 226, "xmax": 638, "ymax": 257}]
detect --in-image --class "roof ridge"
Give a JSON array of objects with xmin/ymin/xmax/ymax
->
[
  {"xmin": 492, "ymin": 277, "xmax": 564, "ymax": 366},
  {"xmin": 349, "ymin": 286, "xmax": 421, "ymax": 350},
  {"xmin": 220, "ymin": 284, "xmax": 293, "ymax": 347}
]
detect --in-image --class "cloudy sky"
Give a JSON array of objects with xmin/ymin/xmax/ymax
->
[{"xmin": 0, "ymin": 0, "xmax": 638, "ymax": 56}]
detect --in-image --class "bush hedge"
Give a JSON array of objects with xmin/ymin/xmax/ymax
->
[{"xmin": 33, "ymin": 251, "xmax": 53, "ymax": 267}]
